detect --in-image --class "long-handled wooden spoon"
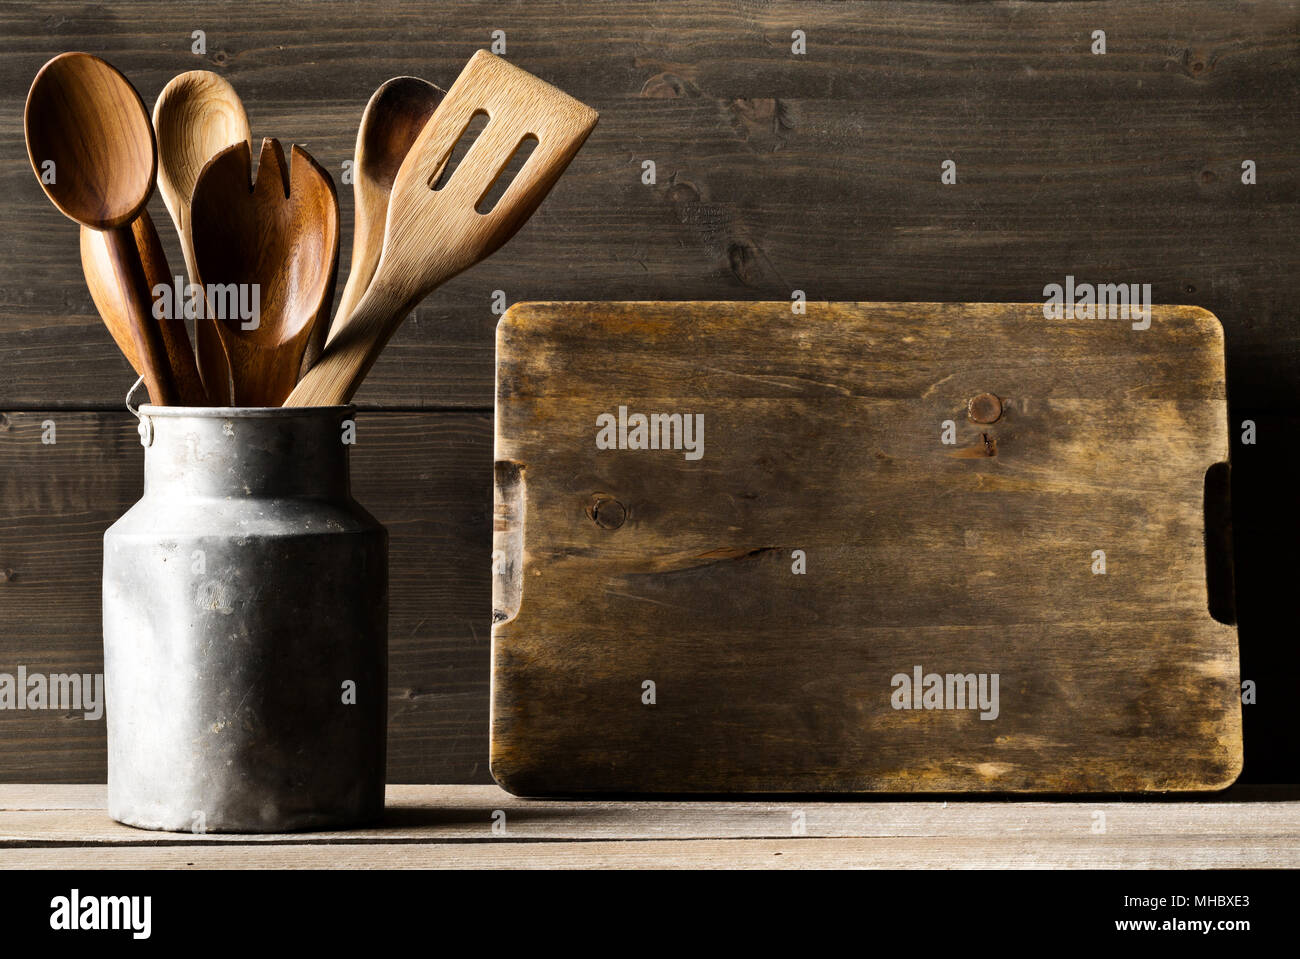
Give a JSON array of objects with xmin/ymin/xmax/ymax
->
[
  {"xmin": 285, "ymin": 51, "xmax": 598, "ymax": 407},
  {"xmin": 153, "ymin": 70, "xmax": 252, "ymax": 404},
  {"xmin": 80, "ymin": 211, "xmax": 208, "ymax": 404},
  {"xmin": 331, "ymin": 76, "xmax": 445, "ymax": 334},
  {"xmin": 190, "ymin": 138, "xmax": 339, "ymax": 407},
  {"xmin": 24, "ymin": 52, "xmax": 178, "ymax": 405}
]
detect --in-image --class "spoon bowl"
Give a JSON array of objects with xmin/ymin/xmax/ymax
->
[
  {"xmin": 331, "ymin": 76, "xmax": 445, "ymax": 332},
  {"xmin": 25, "ymin": 52, "xmax": 156, "ymax": 229},
  {"xmin": 25, "ymin": 52, "xmax": 177, "ymax": 404},
  {"xmin": 153, "ymin": 70, "xmax": 252, "ymax": 404}
]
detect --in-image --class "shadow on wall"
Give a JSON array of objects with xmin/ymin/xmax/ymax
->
[{"xmin": 1225, "ymin": 395, "xmax": 1300, "ymax": 784}]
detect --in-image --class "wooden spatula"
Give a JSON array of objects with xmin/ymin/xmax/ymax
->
[
  {"xmin": 191, "ymin": 138, "xmax": 339, "ymax": 407},
  {"xmin": 285, "ymin": 51, "xmax": 597, "ymax": 406}
]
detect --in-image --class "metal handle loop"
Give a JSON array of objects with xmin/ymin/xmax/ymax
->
[{"xmin": 125, "ymin": 376, "xmax": 153, "ymax": 447}]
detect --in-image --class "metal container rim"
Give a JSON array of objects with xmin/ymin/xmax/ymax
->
[{"xmin": 137, "ymin": 405, "xmax": 355, "ymax": 418}]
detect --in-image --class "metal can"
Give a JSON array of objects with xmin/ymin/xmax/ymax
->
[{"xmin": 103, "ymin": 405, "xmax": 387, "ymax": 832}]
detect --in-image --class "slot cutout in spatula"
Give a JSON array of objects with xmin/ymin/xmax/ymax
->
[
  {"xmin": 431, "ymin": 110, "xmax": 488, "ymax": 191},
  {"xmin": 477, "ymin": 135, "xmax": 538, "ymax": 213}
]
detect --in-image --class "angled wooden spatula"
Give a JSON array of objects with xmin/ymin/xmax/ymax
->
[
  {"xmin": 191, "ymin": 137, "xmax": 339, "ymax": 407},
  {"xmin": 285, "ymin": 51, "xmax": 597, "ymax": 406}
]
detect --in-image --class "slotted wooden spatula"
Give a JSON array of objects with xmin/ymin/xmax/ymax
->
[{"xmin": 285, "ymin": 51, "xmax": 597, "ymax": 406}]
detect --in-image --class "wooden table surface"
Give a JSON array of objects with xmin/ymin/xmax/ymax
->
[{"xmin": 1, "ymin": 785, "xmax": 1297, "ymax": 869}]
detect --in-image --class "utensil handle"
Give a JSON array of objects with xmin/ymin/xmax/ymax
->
[
  {"xmin": 332, "ymin": 227, "xmax": 378, "ymax": 344},
  {"xmin": 104, "ymin": 226, "xmax": 178, "ymax": 406},
  {"xmin": 282, "ymin": 274, "xmax": 413, "ymax": 407},
  {"xmin": 172, "ymin": 197, "xmax": 232, "ymax": 404},
  {"xmin": 134, "ymin": 212, "xmax": 209, "ymax": 406}
]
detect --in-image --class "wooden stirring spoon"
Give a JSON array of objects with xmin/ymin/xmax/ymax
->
[
  {"xmin": 24, "ymin": 52, "xmax": 178, "ymax": 405},
  {"xmin": 80, "ymin": 211, "xmax": 208, "ymax": 404},
  {"xmin": 153, "ymin": 70, "xmax": 252, "ymax": 404},
  {"xmin": 190, "ymin": 138, "xmax": 339, "ymax": 407},
  {"xmin": 331, "ymin": 77, "xmax": 445, "ymax": 334},
  {"xmin": 286, "ymin": 51, "xmax": 598, "ymax": 407}
]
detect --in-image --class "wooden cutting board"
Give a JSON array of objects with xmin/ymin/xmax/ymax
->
[{"xmin": 491, "ymin": 302, "xmax": 1241, "ymax": 794}]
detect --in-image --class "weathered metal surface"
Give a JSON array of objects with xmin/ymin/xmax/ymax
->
[{"xmin": 103, "ymin": 406, "xmax": 387, "ymax": 832}]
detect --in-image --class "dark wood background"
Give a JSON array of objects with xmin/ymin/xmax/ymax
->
[{"xmin": 1, "ymin": 1, "xmax": 1296, "ymax": 785}]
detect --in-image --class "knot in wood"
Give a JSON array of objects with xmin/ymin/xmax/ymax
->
[
  {"xmin": 589, "ymin": 495, "xmax": 626, "ymax": 530},
  {"xmin": 967, "ymin": 393, "xmax": 1003, "ymax": 424}
]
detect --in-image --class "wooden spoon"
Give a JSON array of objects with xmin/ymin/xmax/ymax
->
[
  {"xmin": 80, "ymin": 210, "xmax": 209, "ymax": 404},
  {"xmin": 24, "ymin": 52, "xmax": 178, "ymax": 405},
  {"xmin": 190, "ymin": 138, "xmax": 340, "ymax": 407},
  {"xmin": 153, "ymin": 70, "xmax": 252, "ymax": 404},
  {"xmin": 285, "ymin": 51, "xmax": 598, "ymax": 407},
  {"xmin": 330, "ymin": 77, "xmax": 445, "ymax": 336}
]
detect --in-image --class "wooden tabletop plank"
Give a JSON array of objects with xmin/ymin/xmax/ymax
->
[
  {"xmin": 3, "ymin": 836, "xmax": 1296, "ymax": 870},
  {"xmin": 0, "ymin": 784, "xmax": 104, "ymax": 810},
  {"xmin": 1, "ymin": 786, "xmax": 1296, "ymax": 850}
]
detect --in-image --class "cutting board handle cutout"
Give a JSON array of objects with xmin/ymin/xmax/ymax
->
[
  {"xmin": 1204, "ymin": 461, "xmax": 1235, "ymax": 626},
  {"xmin": 493, "ymin": 460, "xmax": 525, "ymax": 625}
]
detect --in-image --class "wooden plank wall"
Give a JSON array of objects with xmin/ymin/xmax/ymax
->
[{"xmin": 0, "ymin": 1, "xmax": 1297, "ymax": 784}]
